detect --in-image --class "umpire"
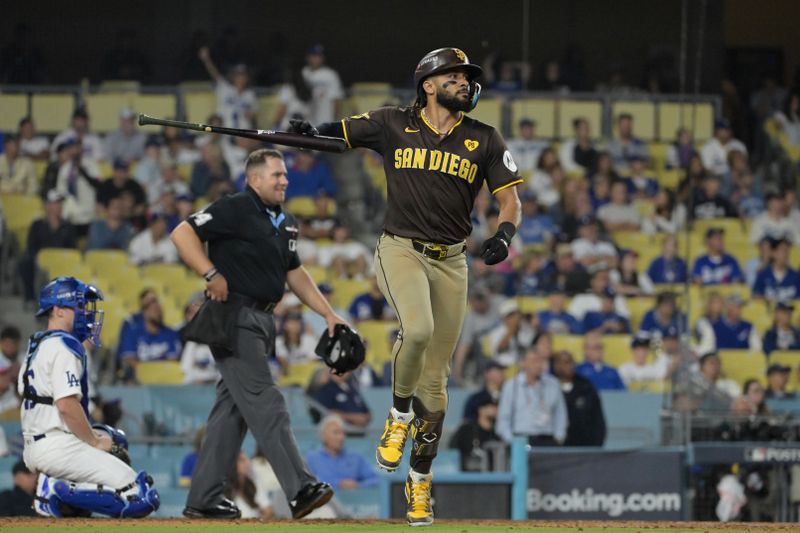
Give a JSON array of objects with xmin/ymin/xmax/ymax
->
[{"xmin": 171, "ymin": 148, "xmax": 346, "ymax": 519}]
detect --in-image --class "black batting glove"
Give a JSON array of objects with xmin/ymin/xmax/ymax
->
[
  {"xmin": 479, "ymin": 222, "xmax": 516, "ymax": 266},
  {"xmin": 288, "ymin": 119, "xmax": 319, "ymax": 136}
]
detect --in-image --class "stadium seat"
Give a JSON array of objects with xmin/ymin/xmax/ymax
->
[
  {"xmin": 718, "ymin": 350, "xmax": 766, "ymax": 386},
  {"xmin": 0, "ymin": 94, "xmax": 28, "ymax": 132},
  {"xmin": 611, "ymin": 101, "xmax": 656, "ymax": 141},
  {"xmin": 100, "ymin": 80, "xmax": 141, "ymax": 92},
  {"xmin": 133, "ymin": 94, "xmax": 178, "ymax": 121},
  {"xmin": 1, "ymin": 193, "xmax": 43, "ymax": 252},
  {"xmin": 657, "ymin": 102, "xmax": 713, "ymax": 142},
  {"xmin": 602, "ymin": 335, "xmax": 633, "ymax": 367},
  {"xmin": 256, "ymin": 93, "xmax": 281, "ymax": 130},
  {"xmin": 169, "ymin": 277, "xmax": 206, "ymax": 310},
  {"xmin": 767, "ymin": 352, "xmax": 800, "ymax": 391},
  {"xmin": 469, "ymin": 97, "xmax": 503, "ymax": 129},
  {"xmin": 84, "ymin": 92, "xmax": 137, "ymax": 133},
  {"xmin": 557, "ymin": 99, "xmax": 603, "ymax": 140},
  {"xmin": 278, "ymin": 361, "xmax": 323, "ymax": 387},
  {"xmin": 510, "ymin": 98, "xmax": 556, "ymax": 138},
  {"xmin": 137, "ymin": 361, "xmax": 184, "ymax": 385},
  {"xmin": 305, "ymin": 265, "xmax": 329, "ymax": 284},
  {"xmin": 183, "ymin": 91, "xmax": 216, "ymax": 124},
  {"xmin": 36, "ymin": 248, "xmax": 84, "ymax": 278},
  {"xmin": 656, "ymin": 168, "xmax": 682, "ymax": 189},
  {"xmin": 31, "ymin": 93, "xmax": 76, "ymax": 133},
  {"xmin": 692, "ymin": 218, "xmax": 748, "ymax": 241},
  {"xmin": 741, "ymin": 300, "xmax": 772, "ymax": 333},
  {"xmin": 357, "ymin": 320, "xmax": 398, "ymax": 370},
  {"xmin": 351, "ymin": 82, "xmax": 393, "ymax": 94},
  {"xmin": 649, "ymin": 142, "xmax": 670, "ymax": 171},
  {"xmin": 517, "ymin": 296, "xmax": 548, "ymax": 314},
  {"xmin": 84, "ymin": 249, "xmax": 130, "ymax": 275},
  {"xmin": 99, "ymin": 300, "xmax": 128, "ymax": 350},
  {"xmin": 626, "ymin": 297, "xmax": 655, "ymax": 331},
  {"xmin": 329, "ymin": 278, "xmax": 370, "ymax": 310},
  {"xmin": 141, "ymin": 263, "xmax": 189, "ymax": 286},
  {"xmin": 552, "ymin": 335, "xmax": 583, "ymax": 359}
]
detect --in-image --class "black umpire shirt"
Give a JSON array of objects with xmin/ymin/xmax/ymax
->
[{"xmin": 187, "ymin": 185, "xmax": 301, "ymax": 304}]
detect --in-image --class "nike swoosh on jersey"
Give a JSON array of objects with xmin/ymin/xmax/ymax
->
[{"xmin": 404, "ymin": 127, "xmax": 420, "ymax": 133}]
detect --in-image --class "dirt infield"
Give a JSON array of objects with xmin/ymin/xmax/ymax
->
[{"xmin": 1, "ymin": 517, "xmax": 799, "ymax": 532}]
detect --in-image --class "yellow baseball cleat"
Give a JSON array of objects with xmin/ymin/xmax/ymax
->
[
  {"xmin": 405, "ymin": 471, "xmax": 433, "ymax": 527},
  {"xmin": 375, "ymin": 408, "xmax": 412, "ymax": 472}
]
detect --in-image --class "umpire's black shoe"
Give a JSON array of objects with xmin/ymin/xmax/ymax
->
[
  {"xmin": 183, "ymin": 498, "xmax": 242, "ymax": 519},
  {"xmin": 290, "ymin": 482, "xmax": 334, "ymax": 519}
]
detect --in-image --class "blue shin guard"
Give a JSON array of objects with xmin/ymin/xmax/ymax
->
[{"xmin": 49, "ymin": 471, "xmax": 160, "ymax": 518}]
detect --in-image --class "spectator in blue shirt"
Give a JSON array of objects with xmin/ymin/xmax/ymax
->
[
  {"xmin": 765, "ymin": 363, "xmax": 796, "ymax": 400},
  {"xmin": 117, "ymin": 289, "xmax": 181, "ymax": 382},
  {"xmin": 348, "ymin": 277, "xmax": 394, "ymax": 322},
  {"xmin": 752, "ymin": 238, "xmax": 800, "ymax": 304},
  {"xmin": 515, "ymin": 250, "xmax": 548, "ymax": 296},
  {"xmin": 763, "ymin": 302, "xmax": 800, "ymax": 355},
  {"xmin": 646, "ymin": 235, "xmax": 688, "ymax": 285},
  {"xmin": 624, "ymin": 156, "xmax": 659, "ymax": 199},
  {"xmin": 607, "ymin": 114, "xmax": 650, "ymax": 173},
  {"xmin": 305, "ymin": 414, "xmax": 379, "ymax": 491},
  {"xmin": 692, "ymin": 227, "xmax": 745, "ymax": 285},
  {"xmin": 575, "ymin": 331, "xmax": 626, "ymax": 390},
  {"xmin": 537, "ymin": 292, "xmax": 582, "ymax": 334},
  {"xmin": 518, "ymin": 191, "xmax": 558, "ymax": 246},
  {"xmin": 285, "ymin": 150, "xmax": 337, "ymax": 200},
  {"xmin": 711, "ymin": 294, "xmax": 761, "ymax": 351},
  {"xmin": 638, "ymin": 291, "xmax": 688, "ymax": 342},
  {"xmin": 311, "ymin": 370, "xmax": 371, "ymax": 429},
  {"xmin": 582, "ymin": 287, "xmax": 631, "ymax": 334},
  {"xmin": 87, "ymin": 196, "xmax": 132, "ymax": 250}
]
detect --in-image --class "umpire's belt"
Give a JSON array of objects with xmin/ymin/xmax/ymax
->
[
  {"xmin": 411, "ymin": 239, "xmax": 466, "ymax": 261},
  {"xmin": 226, "ymin": 292, "xmax": 277, "ymax": 313}
]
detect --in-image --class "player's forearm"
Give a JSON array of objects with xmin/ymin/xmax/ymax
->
[
  {"xmin": 286, "ymin": 267, "xmax": 336, "ymax": 318},
  {"xmin": 56, "ymin": 396, "xmax": 100, "ymax": 446},
  {"xmin": 171, "ymin": 222, "xmax": 215, "ymax": 278},
  {"xmin": 496, "ymin": 188, "xmax": 521, "ymax": 228}
]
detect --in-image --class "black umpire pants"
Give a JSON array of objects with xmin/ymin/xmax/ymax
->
[{"xmin": 186, "ymin": 306, "xmax": 315, "ymax": 509}]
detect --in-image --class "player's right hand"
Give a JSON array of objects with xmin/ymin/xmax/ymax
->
[
  {"xmin": 288, "ymin": 119, "xmax": 319, "ymax": 136},
  {"xmin": 95, "ymin": 434, "xmax": 113, "ymax": 452},
  {"xmin": 207, "ymin": 274, "xmax": 229, "ymax": 302}
]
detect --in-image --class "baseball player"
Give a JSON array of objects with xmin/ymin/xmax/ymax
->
[
  {"xmin": 18, "ymin": 277, "xmax": 159, "ymax": 518},
  {"xmin": 290, "ymin": 47, "xmax": 522, "ymax": 525}
]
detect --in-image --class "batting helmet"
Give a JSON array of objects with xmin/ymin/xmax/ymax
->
[
  {"xmin": 414, "ymin": 47, "xmax": 483, "ymax": 110},
  {"xmin": 315, "ymin": 324, "xmax": 366, "ymax": 375},
  {"xmin": 37, "ymin": 277, "xmax": 105, "ymax": 346}
]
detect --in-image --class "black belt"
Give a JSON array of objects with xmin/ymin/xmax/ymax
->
[
  {"xmin": 33, "ymin": 434, "xmax": 46, "ymax": 441},
  {"xmin": 226, "ymin": 292, "xmax": 276, "ymax": 313},
  {"xmin": 411, "ymin": 240, "xmax": 466, "ymax": 261}
]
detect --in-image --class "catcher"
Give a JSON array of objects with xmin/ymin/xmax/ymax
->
[{"xmin": 19, "ymin": 277, "xmax": 159, "ymax": 518}]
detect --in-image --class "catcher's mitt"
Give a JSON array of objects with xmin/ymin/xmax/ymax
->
[
  {"xmin": 110, "ymin": 443, "xmax": 131, "ymax": 465},
  {"xmin": 92, "ymin": 423, "xmax": 131, "ymax": 465}
]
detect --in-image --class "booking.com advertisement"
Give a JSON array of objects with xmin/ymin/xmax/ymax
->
[{"xmin": 527, "ymin": 450, "xmax": 684, "ymax": 520}]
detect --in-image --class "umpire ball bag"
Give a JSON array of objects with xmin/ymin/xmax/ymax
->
[{"xmin": 315, "ymin": 324, "xmax": 366, "ymax": 375}]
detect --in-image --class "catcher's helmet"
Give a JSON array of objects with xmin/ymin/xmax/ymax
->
[
  {"xmin": 37, "ymin": 277, "xmax": 105, "ymax": 346},
  {"xmin": 414, "ymin": 47, "xmax": 483, "ymax": 110},
  {"xmin": 315, "ymin": 324, "xmax": 366, "ymax": 375}
]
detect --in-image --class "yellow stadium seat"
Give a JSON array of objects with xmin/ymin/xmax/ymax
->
[
  {"xmin": 99, "ymin": 299, "xmax": 128, "ymax": 350},
  {"xmin": 256, "ymin": 93, "xmax": 281, "ymax": 130},
  {"xmin": 692, "ymin": 218, "xmax": 748, "ymax": 242},
  {"xmin": 649, "ymin": 142, "xmax": 670, "ymax": 171},
  {"xmin": 602, "ymin": 335, "xmax": 633, "ymax": 367},
  {"xmin": 177, "ymin": 163, "xmax": 192, "ymax": 180},
  {"xmin": 699, "ymin": 283, "xmax": 749, "ymax": 300},
  {"xmin": 179, "ymin": 81, "xmax": 214, "ymax": 91},
  {"xmin": 31, "ymin": 93, "xmax": 76, "ymax": 133},
  {"xmin": 329, "ymin": 278, "xmax": 371, "ymax": 310},
  {"xmin": 628, "ymin": 380, "xmax": 668, "ymax": 394},
  {"xmin": 469, "ymin": 97, "xmax": 503, "ymax": 129},
  {"xmin": 767, "ymin": 352, "xmax": 800, "ymax": 391},
  {"xmin": 517, "ymin": 296, "xmax": 548, "ymax": 314},
  {"xmin": 141, "ymin": 263, "xmax": 189, "ymax": 286},
  {"xmin": 557, "ymin": 100, "xmax": 603, "ymax": 140},
  {"xmin": 1, "ymin": 193, "xmax": 43, "ymax": 252},
  {"xmin": 100, "ymin": 80, "xmax": 141, "ymax": 92},
  {"xmin": 279, "ymin": 361, "xmax": 324, "ymax": 387},
  {"xmin": 658, "ymin": 102, "xmax": 714, "ymax": 142},
  {"xmin": 510, "ymin": 98, "xmax": 556, "ymax": 138},
  {"xmin": 305, "ymin": 265, "xmax": 329, "ymax": 284},
  {"xmin": 349, "ymin": 94, "xmax": 400, "ymax": 117},
  {"xmin": 357, "ymin": 320, "xmax": 398, "ymax": 370},
  {"xmin": 84, "ymin": 250, "xmax": 130, "ymax": 275},
  {"xmin": 656, "ymin": 168, "xmax": 682, "ymax": 189},
  {"xmin": 137, "ymin": 361, "xmax": 185, "ymax": 385},
  {"xmin": 36, "ymin": 248, "xmax": 83, "ymax": 277},
  {"xmin": 718, "ymin": 350, "xmax": 766, "ymax": 386},
  {"xmin": 169, "ymin": 277, "xmax": 206, "ymax": 309},
  {"xmin": 0, "ymin": 94, "xmax": 28, "ymax": 132},
  {"xmin": 552, "ymin": 335, "xmax": 584, "ymax": 359},
  {"xmin": 84, "ymin": 93, "xmax": 137, "ymax": 133},
  {"xmin": 286, "ymin": 197, "xmax": 317, "ymax": 218},
  {"xmin": 626, "ymin": 297, "xmax": 655, "ymax": 332},
  {"xmin": 611, "ymin": 101, "xmax": 656, "ymax": 141},
  {"xmin": 351, "ymin": 82, "xmax": 393, "ymax": 94},
  {"xmin": 133, "ymin": 94, "xmax": 177, "ymax": 121},
  {"xmin": 741, "ymin": 300, "xmax": 772, "ymax": 333},
  {"xmin": 183, "ymin": 91, "xmax": 216, "ymax": 124}
]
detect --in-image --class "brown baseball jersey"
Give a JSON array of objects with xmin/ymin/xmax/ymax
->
[{"xmin": 341, "ymin": 106, "xmax": 523, "ymax": 245}]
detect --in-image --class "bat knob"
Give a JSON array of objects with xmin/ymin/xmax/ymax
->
[{"xmin": 204, "ymin": 126, "xmax": 211, "ymax": 132}]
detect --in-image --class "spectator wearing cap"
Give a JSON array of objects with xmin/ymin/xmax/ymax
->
[
  {"xmin": 18, "ymin": 189, "xmax": 77, "ymax": 302},
  {"xmin": 449, "ymin": 394, "xmax": 503, "ymax": 471},
  {"xmin": 318, "ymin": 223, "xmax": 372, "ymax": 279},
  {"xmin": 87, "ymin": 195, "xmax": 133, "ymax": 251},
  {"xmin": 51, "ymin": 107, "xmax": 106, "ymax": 163},
  {"xmin": 582, "ymin": 287, "xmax": 631, "ymax": 334},
  {"xmin": 488, "ymin": 299, "xmax": 536, "ymax": 367},
  {"xmin": 558, "ymin": 117, "xmax": 598, "ymax": 175},
  {"xmin": 568, "ymin": 269, "xmax": 630, "ymax": 322},
  {"xmin": 750, "ymin": 191, "xmax": 800, "ymax": 244},
  {"xmin": 538, "ymin": 244, "xmax": 590, "ymax": 296},
  {"xmin": 190, "ymin": 142, "xmax": 231, "ymax": 198},
  {"xmin": 575, "ymin": 331, "xmax": 626, "ymax": 391},
  {"xmin": 40, "ymin": 137, "xmax": 79, "ymax": 200},
  {"xmin": 517, "ymin": 190, "xmax": 558, "ymax": 246},
  {"xmin": 497, "ymin": 346, "xmax": 567, "ymax": 446},
  {"xmin": 452, "ymin": 287, "xmax": 502, "ymax": 384},
  {"xmin": 347, "ymin": 275, "xmax": 394, "ymax": 322},
  {"xmin": 105, "ymin": 107, "xmax": 147, "ymax": 163},
  {"xmin": 515, "ymin": 250, "xmax": 549, "ymax": 296},
  {"xmin": 691, "ymin": 228, "xmax": 745, "ymax": 286},
  {"xmin": 198, "ymin": 46, "xmax": 256, "ymax": 130},
  {"xmin": 764, "ymin": 364, "xmax": 796, "ymax": 400},
  {"xmin": 180, "ymin": 292, "xmax": 219, "ymax": 384},
  {"xmin": 128, "ymin": 211, "xmax": 179, "ymax": 266},
  {"xmin": 275, "ymin": 311, "xmax": 318, "ymax": 366},
  {"xmin": 711, "ymin": 294, "xmax": 761, "ymax": 351},
  {"xmin": 17, "ymin": 116, "xmax": 49, "ymax": 161},
  {"xmin": 700, "ymin": 118, "xmax": 747, "ymax": 177},
  {"xmin": 570, "ymin": 215, "xmax": 618, "ymax": 270},
  {"xmin": 133, "ymin": 139, "xmax": 163, "ymax": 205},
  {"xmin": 607, "ymin": 113, "xmax": 650, "ymax": 173},
  {"xmin": 463, "ymin": 360, "xmax": 506, "ymax": 421},
  {"xmin": 302, "ymin": 44, "xmax": 344, "ymax": 125},
  {"xmin": 638, "ymin": 292, "xmax": 688, "ymax": 343},
  {"xmin": 55, "ymin": 137, "xmax": 102, "ymax": 232},
  {"xmin": 752, "ymin": 238, "xmax": 800, "ymax": 303},
  {"xmin": 596, "ymin": 180, "xmax": 641, "ymax": 232},
  {"xmin": 306, "ymin": 414, "xmax": 378, "ymax": 489},
  {"xmin": 0, "ymin": 134, "xmax": 36, "ymax": 194},
  {"xmin": 551, "ymin": 349, "xmax": 606, "ymax": 447},
  {"xmin": 537, "ymin": 292, "xmax": 582, "ymax": 334},
  {"xmin": 646, "ymin": 235, "xmax": 688, "ymax": 285},
  {"xmin": 623, "ymin": 156, "xmax": 659, "ymax": 200},
  {"xmin": 763, "ymin": 302, "xmax": 800, "ymax": 355},
  {"xmin": 0, "ymin": 461, "xmax": 37, "ymax": 516},
  {"xmin": 285, "ymin": 150, "xmax": 337, "ymax": 201},
  {"xmin": 613, "ymin": 249, "xmax": 654, "ymax": 297},
  {"xmin": 97, "ymin": 157, "xmax": 147, "ymax": 212},
  {"xmin": 618, "ymin": 335, "xmax": 670, "ymax": 389},
  {"xmin": 507, "ymin": 118, "xmax": 550, "ymax": 176},
  {"xmin": 311, "ymin": 370, "xmax": 371, "ymax": 429},
  {"xmin": 691, "ymin": 174, "xmax": 738, "ymax": 220}
]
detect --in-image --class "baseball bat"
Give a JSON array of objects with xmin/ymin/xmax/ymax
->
[{"xmin": 137, "ymin": 114, "xmax": 347, "ymax": 153}]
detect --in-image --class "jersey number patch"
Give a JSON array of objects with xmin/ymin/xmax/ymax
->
[{"xmin": 192, "ymin": 212, "xmax": 213, "ymax": 226}]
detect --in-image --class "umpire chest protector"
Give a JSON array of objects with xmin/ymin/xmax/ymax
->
[{"xmin": 188, "ymin": 186, "xmax": 301, "ymax": 304}]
